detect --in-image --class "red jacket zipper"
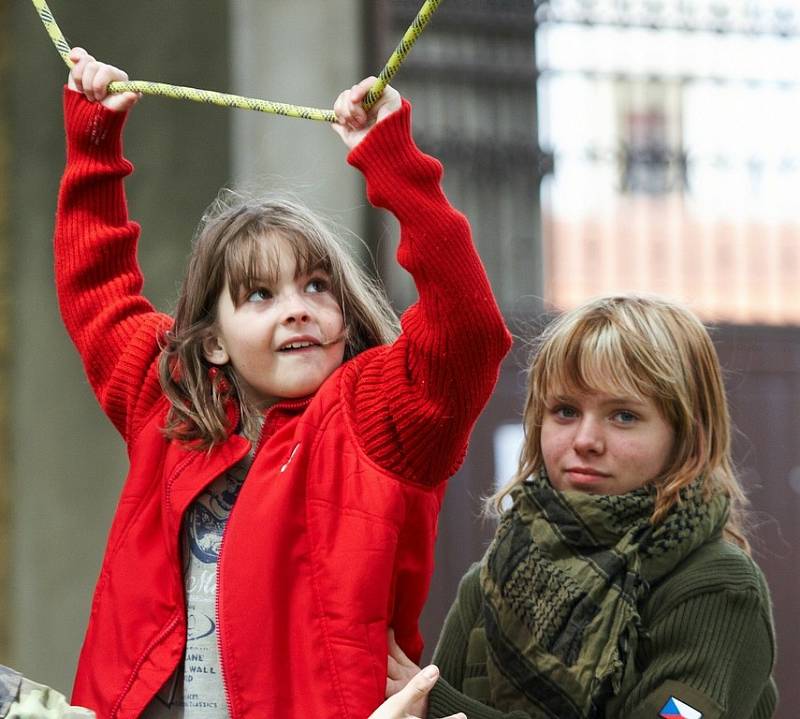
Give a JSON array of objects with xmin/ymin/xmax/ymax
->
[
  {"xmin": 215, "ymin": 398, "xmax": 308, "ymax": 718},
  {"xmin": 110, "ymin": 613, "xmax": 181, "ymax": 718}
]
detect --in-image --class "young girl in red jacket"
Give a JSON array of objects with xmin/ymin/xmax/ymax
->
[{"xmin": 56, "ymin": 48, "xmax": 511, "ymax": 719}]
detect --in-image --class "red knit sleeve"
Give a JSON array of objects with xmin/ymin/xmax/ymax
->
[
  {"xmin": 55, "ymin": 89, "xmax": 170, "ymax": 442},
  {"xmin": 345, "ymin": 100, "xmax": 512, "ymax": 486}
]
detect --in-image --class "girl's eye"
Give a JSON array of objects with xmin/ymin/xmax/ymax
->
[
  {"xmin": 306, "ymin": 277, "xmax": 329, "ymax": 293},
  {"xmin": 553, "ymin": 405, "xmax": 578, "ymax": 420},
  {"xmin": 246, "ymin": 288, "xmax": 272, "ymax": 303},
  {"xmin": 613, "ymin": 410, "xmax": 638, "ymax": 424}
]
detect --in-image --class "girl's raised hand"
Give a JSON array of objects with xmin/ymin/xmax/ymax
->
[
  {"xmin": 332, "ymin": 76, "xmax": 402, "ymax": 150},
  {"xmin": 67, "ymin": 47, "xmax": 139, "ymax": 113}
]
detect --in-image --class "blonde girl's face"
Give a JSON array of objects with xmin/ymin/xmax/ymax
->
[
  {"xmin": 541, "ymin": 388, "xmax": 676, "ymax": 495},
  {"xmin": 203, "ymin": 235, "xmax": 345, "ymax": 409}
]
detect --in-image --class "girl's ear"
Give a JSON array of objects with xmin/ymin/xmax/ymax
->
[{"xmin": 202, "ymin": 333, "xmax": 230, "ymax": 365}]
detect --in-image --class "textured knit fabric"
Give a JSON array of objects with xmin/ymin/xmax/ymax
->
[
  {"xmin": 480, "ymin": 472, "xmax": 729, "ymax": 718},
  {"xmin": 56, "ymin": 88, "xmax": 511, "ymax": 719},
  {"xmin": 429, "ymin": 508, "xmax": 777, "ymax": 719}
]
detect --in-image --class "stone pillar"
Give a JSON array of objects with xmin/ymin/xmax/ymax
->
[
  {"xmin": 229, "ymin": 0, "xmax": 366, "ymax": 250},
  {"xmin": 7, "ymin": 0, "xmax": 230, "ymax": 692},
  {"xmin": 0, "ymin": 0, "xmax": 10, "ymax": 666}
]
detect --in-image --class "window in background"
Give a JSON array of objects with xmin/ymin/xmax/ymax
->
[{"xmin": 536, "ymin": 0, "xmax": 800, "ymax": 323}]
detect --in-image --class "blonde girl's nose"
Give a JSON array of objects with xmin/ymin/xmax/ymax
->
[{"xmin": 572, "ymin": 417, "xmax": 604, "ymax": 454}]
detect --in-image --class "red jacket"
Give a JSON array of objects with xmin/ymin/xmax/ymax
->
[{"xmin": 56, "ymin": 89, "xmax": 511, "ymax": 719}]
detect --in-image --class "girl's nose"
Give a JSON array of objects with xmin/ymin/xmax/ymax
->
[
  {"xmin": 279, "ymin": 292, "xmax": 311, "ymax": 324},
  {"xmin": 572, "ymin": 417, "xmax": 604, "ymax": 455}
]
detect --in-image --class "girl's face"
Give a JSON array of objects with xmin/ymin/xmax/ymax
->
[
  {"xmin": 204, "ymin": 235, "xmax": 345, "ymax": 409},
  {"xmin": 541, "ymin": 388, "xmax": 675, "ymax": 495}
]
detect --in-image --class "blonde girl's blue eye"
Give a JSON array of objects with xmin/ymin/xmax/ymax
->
[
  {"xmin": 614, "ymin": 410, "xmax": 638, "ymax": 424},
  {"xmin": 554, "ymin": 405, "xmax": 578, "ymax": 419}
]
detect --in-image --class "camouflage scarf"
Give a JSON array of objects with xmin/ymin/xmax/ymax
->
[{"xmin": 480, "ymin": 470, "xmax": 729, "ymax": 719}]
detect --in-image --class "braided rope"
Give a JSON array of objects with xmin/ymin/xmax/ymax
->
[
  {"xmin": 31, "ymin": 0, "xmax": 443, "ymax": 122},
  {"xmin": 363, "ymin": 0, "xmax": 443, "ymax": 109}
]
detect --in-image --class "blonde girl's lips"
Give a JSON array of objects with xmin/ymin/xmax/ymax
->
[
  {"xmin": 564, "ymin": 468, "xmax": 611, "ymax": 486},
  {"xmin": 567, "ymin": 466, "xmax": 609, "ymax": 477}
]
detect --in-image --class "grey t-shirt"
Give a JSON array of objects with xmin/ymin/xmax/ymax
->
[{"xmin": 142, "ymin": 448, "xmax": 255, "ymax": 719}]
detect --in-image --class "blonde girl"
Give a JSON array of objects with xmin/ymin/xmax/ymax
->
[{"xmin": 387, "ymin": 295, "xmax": 777, "ymax": 719}]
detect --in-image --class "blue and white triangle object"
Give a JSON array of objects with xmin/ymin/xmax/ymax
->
[{"xmin": 658, "ymin": 695, "xmax": 703, "ymax": 719}]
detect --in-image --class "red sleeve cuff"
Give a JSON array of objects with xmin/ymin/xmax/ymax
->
[{"xmin": 63, "ymin": 86, "xmax": 130, "ymax": 162}]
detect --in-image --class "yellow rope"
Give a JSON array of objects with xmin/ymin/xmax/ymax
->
[
  {"xmin": 31, "ymin": 0, "xmax": 443, "ymax": 122},
  {"xmin": 363, "ymin": 0, "xmax": 443, "ymax": 109}
]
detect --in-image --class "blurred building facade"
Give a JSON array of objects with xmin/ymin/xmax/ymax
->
[
  {"xmin": 537, "ymin": 0, "xmax": 800, "ymax": 323},
  {"xmin": 1, "ymin": 1, "xmax": 798, "ymax": 716}
]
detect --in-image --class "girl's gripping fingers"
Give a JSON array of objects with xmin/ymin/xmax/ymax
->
[
  {"xmin": 333, "ymin": 90, "xmax": 350, "ymax": 126},
  {"xmin": 68, "ymin": 46, "xmax": 88, "ymax": 63},
  {"xmin": 351, "ymin": 76, "xmax": 378, "ymax": 104},
  {"xmin": 81, "ymin": 61, "xmax": 101, "ymax": 101},
  {"xmin": 66, "ymin": 49, "xmax": 137, "ymax": 111},
  {"xmin": 67, "ymin": 47, "xmax": 94, "ymax": 93},
  {"xmin": 333, "ymin": 88, "xmax": 366, "ymax": 131},
  {"xmin": 91, "ymin": 64, "xmax": 129, "ymax": 101}
]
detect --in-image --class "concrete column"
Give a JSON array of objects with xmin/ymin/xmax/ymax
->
[
  {"xmin": 8, "ymin": 0, "xmax": 230, "ymax": 692},
  {"xmin": 0, "ymin": 0, "xmax": 10, "ymax": 665},
  {"xmin": 229, "ymin": 0, "xmax": 366, "ymax": 249}
]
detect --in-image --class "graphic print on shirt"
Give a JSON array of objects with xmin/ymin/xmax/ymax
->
[
  {"xmin": 186, "ymin": 472, "xmax": 244, "ymax": 565},
  {"xmin": 180, "ymin": 458, "xmax": 250, "ymax": 716},
  {"xmin": 143, "ymin": 454, "xmax": 253, "ymax": 718}
]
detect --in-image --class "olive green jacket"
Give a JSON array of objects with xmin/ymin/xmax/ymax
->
[{"xmin": 429, "ymin": 539, "xmax": 777, "ymax": 719}]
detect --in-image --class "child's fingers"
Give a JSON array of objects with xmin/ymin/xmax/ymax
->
[
  {"xmin": 68, "ymin": 50, "xmax": 134, "ymax": 110},
  {"xmin": 372, "ymin": 665, "xmax": 438, "ymax": 718},
  {"xmin": 333, "ymin": 91, "xmax": 367, "ymax": 134},
  {"xmin": 344, "ymin": 76, "xmax": 401, "ymax": 125},
  {"xmin": 399, "ymin": 666, "xmax": 437, "ymax": 700},
  {"xmin": 370, "ymin": 85, "xmax": 402, "ymax": 123},
  {"xmin": 388, "ymin": 631, "xmax": 417, "ymax": 668},
  {"xmin": 92, "ymin": 64, "xmax": 129, "ymax": 100},
  {"xmin": 351, "ymin": 76, "xmax": 378, "ymax": 104},
  {"xmin": 387, "ymin": 654, "xmax": 404, "ymax": 679},
  {"xmin": 333, "ymin": 91, "xmax": 351, "ymax": 125},
  {"xmin": 68, "ymin": 49, "xmax": 95, "ymax": 93},
  {"xmin": 90, "ymin": 66, "xmax": 113, "ymax": 101},
  {"xmin": 68, "ymin": 46, "xmax": 89, "ymax": 66},
  {"xmin": 348, "ymin": 95, "xmax": 368, "ymax": 128},
  {"xmin": 387, "ymin": 632, "xmax": 405, "ymax": 661},
  {"xmin": 81, "ymin": 61, "xmax": 100, "ymax": 101}
]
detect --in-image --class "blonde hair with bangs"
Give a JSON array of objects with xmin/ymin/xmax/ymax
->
[
  {"xmin": 494, "ymin": 295, "xmax": 749, "ymax": 550},
  {"xmin": 159, "ymin": 190, "xmax": 400, "ymax": 447}
]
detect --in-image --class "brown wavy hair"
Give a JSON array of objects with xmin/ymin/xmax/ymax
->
[
  {"xmin": 491, "ymin": 294, "xmax": 749, "ymax": 551},
  {"xmin": 159, "ymin": 190, "xmax": 399, "ymax": 447}
]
